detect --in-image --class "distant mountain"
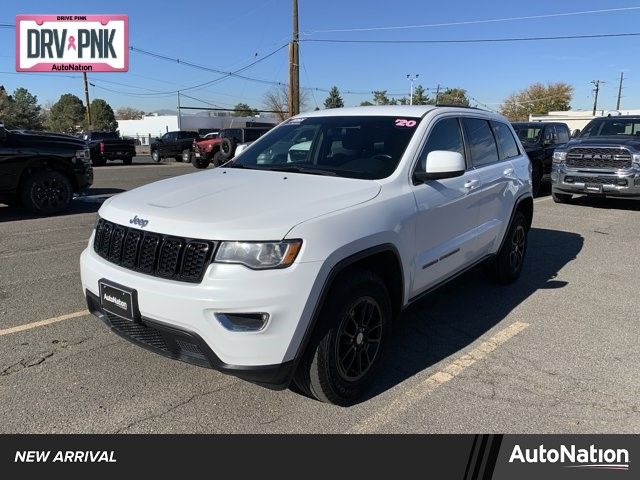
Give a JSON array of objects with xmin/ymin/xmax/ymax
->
[{"xmin": 151, "ymin": 109, "xmax": 177, "ymax": 116}]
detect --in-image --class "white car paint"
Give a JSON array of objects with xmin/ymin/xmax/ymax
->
[{"xmin": 80, "ymin": 105, "xmax": 531, "ymax": 375}]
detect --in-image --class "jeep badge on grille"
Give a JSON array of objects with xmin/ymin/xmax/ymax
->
[{"xmin": 129, "ymin": 215, "xmax": 149, "ymax": 228}]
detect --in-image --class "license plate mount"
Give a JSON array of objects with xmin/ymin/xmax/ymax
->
[{"xmin": 99, "ymin": 279, "xmax": 140, "ymax": 322}]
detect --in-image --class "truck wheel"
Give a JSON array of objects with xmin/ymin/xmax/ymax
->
[
  {"xmin": 20, "ymin": 169, "xmax": 73, "ymax": 215},
  {"xmin": 531, "ymin": 160, "xmax": 543, "ymax": 197},
  {"xmin": 181, "ymin": 149, "xmax": 191, "ymax": 163},
  {"xmin": 484, "ymin": 211, "xmax": 528, "ymax": 285},
  {"xmin": 151, "ymin": 150, "xmax": 160, "ymax": 162},
  {"xmin": 552, "ymin": 191, "xmax": 572, "ymax": 204},
  {"xmin": 212, "ymin": 151, "xmax": 223, "ymax": 167},
  {"xmin": 220, "ymin": 138, "xmax": 236, "ymax": 160},
  {"xmin": 191, "ymin": 155, "xmax": 210, "ymax": 169},
  {"xmin": 123, "ymin": 155, "xmax": 133, "ymax": 165},
  {"xmin": 92, "ymin": 157, "xmax": 106, "ymax": 167},
  {"xmin": 293, "ymin": 270, "xmax": 392, "ymax": 406}
]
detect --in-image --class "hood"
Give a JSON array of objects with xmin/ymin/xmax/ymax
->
[
  {"xmin": 10, "ymin": 130, "xmax": 85, "ymax": 150},
  {"xmin": 100, "ymin": 167, "xmax": 382, "ymax": 240},
  {"xmin": 564, "ymin": 136, "xmax": 640, "ymax": 149}
]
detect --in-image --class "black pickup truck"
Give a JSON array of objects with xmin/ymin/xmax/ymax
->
[
  {"xmin": 512, "ymin": 122, "xmax": 570, "ymax": 196},
  {"xmin": 0, "ymin": 125, "xmax": 93, "ymax": 214},
  {"xmin": 150, "ymin": 130, "xmax": 200, "ymax": 163},
  {"xmin": 84, "ymin": 131, "xmax": 136, "ymax": 166}
]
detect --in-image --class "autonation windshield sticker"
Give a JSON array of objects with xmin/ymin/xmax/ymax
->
[{"xmin": 16, "ymin": 15, "xmax": 128, "ymax": 72}]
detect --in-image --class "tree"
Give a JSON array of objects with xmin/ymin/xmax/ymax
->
[
  {"xmin": 46, "ymin": 93, "xmax": 85, "ymax": 133},
  {"xmin": 412, "ymin": 85, "xmax": 431, "ymax": 105},
  {"xmin": 11, "ymin": 87, "xmax": 43, "ymax": 130},
  {"xmin": 0, "ymin": 86, "xmax": 14, "ymax": 127},
  {"xmin": 263, "ymin": 84, "xmax": 308, "ymax": 121},
  {"xmin": 323, "ymin": 86, "xmax": 344, "ymax": 109},
  {"xmin": 90, "ymin": 98, "xmax": 118, "ymax": 131},
  {"xmin": 359, "ymin": 100, "xmax": 374, "ymax": 106},
  {"xmin": 233, "ymin": 102, "xmax": 259, "ymax": 117},
  {"xmin": 437, "ymin": 88, "xmax": 470, "ymax": 107},
  {"xmin": 116, "ymin": 106, "xmax": 145, "ymax": 120},
  {"xmin": 500, "ymin": 82, "xmax": 573, "ymax": 121},
  {"xmin": 372, "ymin": 90, "xmax": 391, "ymax": 105}
]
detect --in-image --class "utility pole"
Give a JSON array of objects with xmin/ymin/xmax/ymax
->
[
  {"xmin": 616, "ymin": 72, "xmax": 624, "ymax": 110},
  {"xmin": 407, "ymin": 74, "xmax": 419, "ymax": 105},
  {"xmin": 288, "ymin": 0, "xmax": 300, "ymax": 117},
  {"xmin": 435, "ymin": 84, "xmax": 441, "ymax": 105},
  {"xmin": 591, "ymin": 80, "xmax": 605, "ymax": 116},
  {"xmin": 177, "ymin": 91, "xmax": 182, "ymax": 130},
  {"xmin": 82, "ymin": 72, "xmax": 92, "ymax": 131}
]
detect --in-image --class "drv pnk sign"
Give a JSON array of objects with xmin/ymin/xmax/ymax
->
[{"xmin": 16, "ymin": 15, "xmax": 128, "ymax": 72}]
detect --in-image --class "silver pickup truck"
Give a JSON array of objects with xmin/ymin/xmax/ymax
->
[{"xmin": 551, "ymin": 115, "xmax": 640, "ymax": 203}]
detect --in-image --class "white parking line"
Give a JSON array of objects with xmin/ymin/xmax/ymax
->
[
  {"xmin": 534, "ymin": 196, "xmax": 552, "ymax": 204},
  {"xmin": 0, "ymin": 310, "xmax": 89, "ymax": 337},
  {"xmin": 348, "ymin": 321, "xmax": 530, "ymax": 433}
]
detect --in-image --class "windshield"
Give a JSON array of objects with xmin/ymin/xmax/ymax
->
[
  {"xmin": 580, "ymin": 118, "xmax": 640, "ymax": 137},
  {"xmin": 513, "ymin": 125, "xmax": 543, "ymax": 143},
  {"xmin": 229, "ymin": 116, "xmax": 422, "ymax": 179}
]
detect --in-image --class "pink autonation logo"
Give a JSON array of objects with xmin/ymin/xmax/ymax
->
[{"xmin": 509, "ymin": 444, "xmax": 630, "ymax": 471}]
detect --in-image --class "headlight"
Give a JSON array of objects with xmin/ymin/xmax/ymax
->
[
  {"xmin": 633, "ymin": 154, "xmax": 640, "ymax": 167},
  {"xmin": 552, "ymin": 151, "xmax": 567, "ymax": 163},
  {"xmin": 76, "ymin": 148, "xmax": 91, "ymax": 162},
  {"xmin": 214, "ymin": 240, "xmax": 302, "ymax": 269}
]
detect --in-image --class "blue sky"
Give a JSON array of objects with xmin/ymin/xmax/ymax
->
[{"xmin": 1, "ymin": 0, "xmax": 639, "ymax": 113}]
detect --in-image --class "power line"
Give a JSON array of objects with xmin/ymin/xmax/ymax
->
[
  {"xmin": 303, "ymin": 6, "xmax": 640, "ymax": 34},
  {"xmin": 302, "ymin": 32, "xmax": 640, "ymax": 45}
]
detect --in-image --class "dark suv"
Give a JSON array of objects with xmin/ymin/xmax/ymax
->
[
  {"xmin": 150, "ymin": 130, "xmax": 200, "ymax": 163},
  {"xmin": 0, "ymin": 125, "xmax": 93, "ymax": 214},
  {"xmin": 512, "ymin": 122, "xmax": 570, "ymax": 196},
  {"xmin": 218, "ymin": 127, "xmax": 272, "ymax": 161}
]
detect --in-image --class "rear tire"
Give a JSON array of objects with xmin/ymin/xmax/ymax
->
[
  {"xmin": 191, "ymin": 155, "xmax": 210, "ymax": 169},
  {"xmin": 92, "ymin": 157, "xmax": 106, "ymax": 167},
  {"xmin": 123, "ymin": 155, "xmax": 133, "ymax": 165},
  {"xmin": 181, "ymin": 149, "xmax": 191, "ymax": 163},
  {"xmin": 484, "ymin": 210, "xmax": 528, "ymax": 285},
  {"xmin": 293, "ymin": 270, "xmax": 392, "ymax": 406},
  {"xmin": 212, "ymin": 151, "xmax": 223, "ymax": 167},
  {"xmin": 552, "ymin": 191, "xmax": 572, "ymax": 204},
  {"xmin": 20, "ymin": 169, "xmax": 73, "ymax": 215}
]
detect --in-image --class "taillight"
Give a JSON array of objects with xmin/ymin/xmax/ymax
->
[{"xmin": 99, "ymin": 142, "xmax": 105, "ymax": 153}]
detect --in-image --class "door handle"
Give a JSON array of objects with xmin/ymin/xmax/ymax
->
[
  {"xmin": 503, "ymin": 167, "xmax": 514, "ymax": 176},
  {"xmin": 464, "ymin": 179, "xmax": 479, "ymax": 189}
]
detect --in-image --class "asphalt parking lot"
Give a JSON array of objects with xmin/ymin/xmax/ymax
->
[{"xmin": 0, "ymin": 159, "xmax": 639, "ymax": 433}]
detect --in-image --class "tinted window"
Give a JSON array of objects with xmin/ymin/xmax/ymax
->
[
  {"xmin": 513, "ymin": 125, "xmax": 543, "ymax": 144},
  {"xmin": 416, "ymin": 117, "xmax": 464, "ymax": 172},
  {"xmin": 492, "ymin": 122, "xmax": 519, "ymax": 159},
  {"xmin": 463, "ymin": 118, "xmax": 499, "ymax": 167},
  {"xmin": 244, "ymin": 129, "xmax": 268, "ymax": 142},
  {"xmin": 232, "ymin": 116, "xmax": 422, "ymax": 179},
  {"xmin": 556, "ymin": 125, "xmax": 569, "ymax": 143},
  {"xmin": 581, "ymin": 118, "xmax": 640, "ymax": 137},
  {"xmin": 180, "ymin": 131, "xmax": 198, "ymax": 139},
  {"xmin": 544, "ymin": 125, "xmax": 558, "ymax": 143}
]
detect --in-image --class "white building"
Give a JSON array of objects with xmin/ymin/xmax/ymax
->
[
  {"xmin": 529, "ymin": 109, "xmax": 640, "ymax": 132},
  {"xmin": 118, "ymin": 112, "xmax": 279, "ymax": 145}
]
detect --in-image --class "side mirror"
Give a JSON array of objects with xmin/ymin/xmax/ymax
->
[
  {"xmin": 571, "ymin": 129, "xmax": 581, "ymax": 138},
  {"xmin": 414, "ymin": 150, "xmax": 466, "ymax": 183}
]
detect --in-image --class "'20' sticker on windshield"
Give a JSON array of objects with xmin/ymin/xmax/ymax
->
[{"xmin": 395, "ymin": 119, "xmax": 417, "ymax": 128}]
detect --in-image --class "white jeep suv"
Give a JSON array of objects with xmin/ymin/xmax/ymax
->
[{"xmin": 80, "ymin": 106, "xmax": 533, "ymax": 405}]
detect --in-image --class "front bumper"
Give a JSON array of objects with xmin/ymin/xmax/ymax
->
[
  {"xmin": 551, "ymin": 165, "xmax": 640, "ymax": 197},
  {"xmin": 80, "ymin": 241, "xmax": 323, "ymax": 386}
]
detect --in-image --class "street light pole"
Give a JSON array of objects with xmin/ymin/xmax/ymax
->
[{"xmin": 407, "ymin": 74, "xmax": 419, "ymax": 105}]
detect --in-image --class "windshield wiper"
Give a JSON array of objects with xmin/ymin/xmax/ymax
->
[{"xmin": 259, "ymin": 165, "xmax": 337, "ymax": 176}]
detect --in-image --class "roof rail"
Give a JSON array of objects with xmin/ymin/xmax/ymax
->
[{"xmin": 434, "ymin": 103, "xmax": 487, "ymax": 111}]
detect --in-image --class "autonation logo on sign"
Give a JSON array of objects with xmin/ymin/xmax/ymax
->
[{"xmin": 16, "ymin": 15, "xmax": 128, "ymax": 72}]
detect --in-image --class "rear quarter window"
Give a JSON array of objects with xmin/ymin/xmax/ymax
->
[
  {"xmin": 463, "ymin": 118, "xmax": 500, "ymax": 167},
  {"xmin": 491, "ymin": 122, "xmax": 520, "ymax": 160}
]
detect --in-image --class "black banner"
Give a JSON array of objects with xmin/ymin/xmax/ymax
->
[{"xmin": 0, "ymin": 435, "xmax": 635, "ymax": 478}]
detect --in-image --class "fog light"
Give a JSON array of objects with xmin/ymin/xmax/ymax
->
[
  {"xmin": 617, "ymin": 179, "xmax": 628, "ymax": 186},
  {"xmin": 215, "ymin": 313, "xmax": 269, "ymax": 332},
  {"xmin": 565, "ymin": 177, "xmax": 574, "ymax": 183}
]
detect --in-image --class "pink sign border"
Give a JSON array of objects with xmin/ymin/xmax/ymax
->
[{"xmin": 15, "ymin": 14, "xmax": 129, "ymax": 72}]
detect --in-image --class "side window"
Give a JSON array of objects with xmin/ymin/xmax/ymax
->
[
  {"xmin": 416, "ymin": 117, "xmax": 464, "ymax": 173},
  {"xmin": 462, "ymin": 118, "xmax": 499, "ymax": 167},
  {"xmin": 544, "ymin": 125, "xmax": 557, "ymax": 144},
  {"xmin": 492, "ymin": 122, "xmax": 520, "ymax": 159},
  {"xmin": 556, "ymin": 125, "xmax": 569, "ymax": 143}
]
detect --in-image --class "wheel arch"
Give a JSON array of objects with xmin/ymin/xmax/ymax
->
[{"xmin": 18, "ymin": 158, "xmax": 77, "ymax": 192}]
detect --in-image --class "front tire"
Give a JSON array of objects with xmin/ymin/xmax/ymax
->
[
  {"xmin": 151, "ymin": 150, "xmax": 160, "ymax": 162},
  {"xmin": 293, "ymin": 270, "xmax": 392, "ymax": 406},
  {"xmin": 20, "ymin": 169, "xmax": 73, "ymax": 215},
  {"xmin": 180, "ymin": 149, "xmax": 191, "ymax": 163},
  {"xmin": 191, "ymin": 155, "xmax": 210, "ymax": 169},
  {"xmin": 484, "ymin": 210, "xmax": 528, "ymax": 284}
]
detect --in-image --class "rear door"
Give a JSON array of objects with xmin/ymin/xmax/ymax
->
[
  {"xmin": 468, "ymin": 119, "xmax": 522, "ymax": 256},
  {"xmin": 410, "ymin": 116, "xmax": 483, "ymax": 296}
]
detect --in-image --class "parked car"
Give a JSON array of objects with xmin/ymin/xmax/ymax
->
[
  {"xmin": 84, "ymin": 131, "xmax": 137, "ymax": 166},
  {"xmin": 218, "ymin": 127, "xmax": 272, "ymax": 161},
  {"xmin": 192, "ymin": 135, "xmax": 224, "ymax": 169},
  {"xmin": 80, "ymin": 106, "xmax": 532, "ymax": 405},
  {"xmin": 150, "ymin": 131, "xmax": 200, "ymax": 163},
  {"xmin": 0, "ymin": 125, "xmax": 93, "ymax": 214},
  {"xmin": 551, "ymin": 115, "xmax": 640, "ymax": 203},
  {"xmin": 512, "ymin": 122, "xmax": 570, "ymax": 196}
]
